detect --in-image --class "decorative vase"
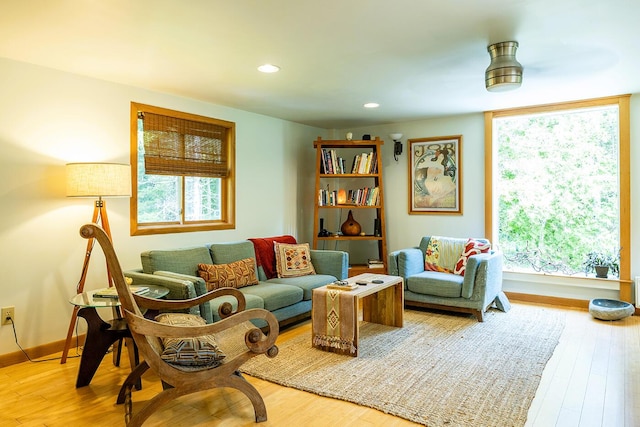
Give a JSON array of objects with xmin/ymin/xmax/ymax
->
[
  {"xmin": 373, "ymin": 218, "xmax": 381, "ymax": 237},
  {"xmin": 341, "ymin": 210, "xmax": 361, "ymax": 236},
  {"xmin": 318, "ymin": 218, "xmax": 329, "ymax": 237}
]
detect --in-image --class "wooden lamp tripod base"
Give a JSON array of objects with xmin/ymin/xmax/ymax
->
[{"xmin": 61, "ymin": 198, "xmax": 113, "ymax": 364}]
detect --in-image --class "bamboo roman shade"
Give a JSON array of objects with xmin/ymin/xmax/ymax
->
[{"xmin": 140, "ymin": 111, "xmax": 229, "ymax": 177}]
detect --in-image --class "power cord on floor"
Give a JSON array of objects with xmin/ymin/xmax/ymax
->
[{"xmin": 7, "ymin": 316, "xmax": 82, "ymax": 363}]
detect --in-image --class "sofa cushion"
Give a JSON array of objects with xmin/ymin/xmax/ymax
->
[
  {"xmin": 240, "ymin": 282, "xmax": 303, "ymax": 311},
  {"xmin": 267, "ymin": 274, "xmax": 336, "ymax": 300},
  {"xmin": 197, "ymin": 258, "xmax": 259, "ymax": 290},
  {"xmin": 249, "ymin": 235, "xmax": 297, "ymax": 280},
  {"xmin": 454, "ymin": 238, "xmax": 491, "ymax": 276},
  {"xmin": 424, "ymin": 236, "xmax": 467, "ymax": 273},
  {"xmin": 141, "ymin": 246, "xmax": 213, "ymax": 276},
  {"xmin": 274, "ymin": 242, "xmax": 316, "ymax": 278},
  {"xmin": 154, "ymin": 313, "xmax": 226, "ymax": 368},
  {"xmin": 407, "ymin": 271, "xmax": 464, "ymax": 298}
]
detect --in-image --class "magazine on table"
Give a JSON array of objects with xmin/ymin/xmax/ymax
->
[{"xmin": 93, "ymin": 286, "xmax": 150, "ymax": 299}]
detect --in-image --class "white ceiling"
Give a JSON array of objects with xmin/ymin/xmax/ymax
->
[{"xmin": 1, "ymin": 0, "xmax": 639, "ymax": 129}]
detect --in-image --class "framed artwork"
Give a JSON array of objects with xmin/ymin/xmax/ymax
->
[{"xmin": 408, "ymin": 135, "xmax": 462, "ymax": 214}]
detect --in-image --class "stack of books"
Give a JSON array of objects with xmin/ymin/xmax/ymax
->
[{"xmin": 368, "ymin": 259, "xmax": 384, "ymax": 269}]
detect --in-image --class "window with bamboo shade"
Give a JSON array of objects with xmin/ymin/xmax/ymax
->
[{"xmin": 130, "ymin": 102, "xmax": 236, "ymax": 235}]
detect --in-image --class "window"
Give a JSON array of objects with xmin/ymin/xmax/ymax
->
[
  {"xmin": 484, "ymin": 95, "xmax": 630, "ymax": 289},
  {"xmin": 130, "ymin": 102, "xmax": 235, "ymax": 235}
]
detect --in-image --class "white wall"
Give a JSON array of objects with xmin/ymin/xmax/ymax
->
[
  {"xmin": 0, "ymin": 58, "xmax": 325, "ymax": 355},
  {"xmin": 341, "ymin": 96, "xmax": 639, "ymax": 302}
]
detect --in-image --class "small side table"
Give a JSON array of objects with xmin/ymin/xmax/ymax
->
[{"xmin": 69, "ymin": 285, "xmax": 169, "ymax": 388}]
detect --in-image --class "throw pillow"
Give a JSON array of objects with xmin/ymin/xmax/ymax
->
[
  {"xmin": 274, "ymin": 242, "xmax": 316, "ymax": 278},
  {"xmin": 154, "ymin": 313, "xmax": 226, "ymax": 368},
  {"xmin": 248, "ymin": 235, "xmax": 297, "ymax": 279},
  {"xmin": 197, "ymin": 258, "xmax": 258, "ymax": 291},
  {"xmin": 424, "ymin": 236, "xmax": 454, "ymax": 273},
  {"xmin": 454, "ymin": 238, "xmax": 491, "ymax": 276}
]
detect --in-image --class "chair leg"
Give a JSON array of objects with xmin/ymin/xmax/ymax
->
[
  {"xmin": 474, "ymin": 310, "xmax": 485, "ymax": 322},
  {"xmin": 494, "ymin": 291, "xmax": 512, "ymax": 313},
  {"xmin": 128, "ymin": 387, "xmax": 183, "ymax": 427},
  {"xmin": 117, "ymin": 361, "xmax": 150, "ymax": 404},
  {"xmin": 227, "ymin": 371, "xmax": 268, "ymax": 422}
]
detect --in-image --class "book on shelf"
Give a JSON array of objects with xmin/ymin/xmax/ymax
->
[
  {"xmin": 350, "ymin": 151, "xmax": 377, "ymax": 174},
  {"xmin": 318, "ymin": 185, "xmax": 380, "ymax": 207},
  {"xmin": 321, "ymin": 148, "xmax": 346, "ymax": 174},
  {"xmin": 93, "ymin": 286, "xmax": 150, "ymax": 299},
  {"xmin": 368, "ymin": 259, "xmax": 384, "ymax": 268}
]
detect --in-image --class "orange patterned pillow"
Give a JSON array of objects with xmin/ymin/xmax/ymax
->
[
  {"xmin": 274, "ymin": 242, "xmax": 316, "ymax": 278},
  {"xmin": 198, "ymin": 258, "xmax": 258, "ymax": 291}
]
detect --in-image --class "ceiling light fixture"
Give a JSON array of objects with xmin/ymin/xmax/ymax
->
[
  {"xmin": 363, "ymin": 102, "xmax": 380, "ymax": 108},
  {"xmin": 485, "ymin": 41, "xmax": 523, "ymax": 92},
  {"xmin": 258, "ymin": 64, "xmax": 280, "ymax": 73}
]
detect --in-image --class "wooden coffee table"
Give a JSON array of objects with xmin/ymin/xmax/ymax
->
[{"xmin": 312, "ymin": 273, "xmax": 403, "ymax": 356}]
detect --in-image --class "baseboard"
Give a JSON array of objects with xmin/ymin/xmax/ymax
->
[
  {"xmin": 0, "ymin": 335, "xmax": 86, "ymax": 368},
  {"xmin": 505, "ymin": 291, "xmax": 640, "ymax": 315},
  {"xmin": 506, "ymin": 292, "xmax": 591, "ymax": 309}
]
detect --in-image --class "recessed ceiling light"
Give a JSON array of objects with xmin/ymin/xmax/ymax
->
[
  {"xmin": 364, "ymin": 102, "xmax": 380, "ymax": 108},
  {"xmin": 258, "ymin": 64, "xmax": 280, "ymax": 73}
]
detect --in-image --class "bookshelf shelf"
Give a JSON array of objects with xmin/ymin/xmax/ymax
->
[{"xmin": 312, "ymin": 137, "xmax": 388, "ymax": 276}]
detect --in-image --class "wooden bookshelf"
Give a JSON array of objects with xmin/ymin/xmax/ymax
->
[{"xmin": 312, "ymin": 137, "xmax": 388, "ymax": 276}]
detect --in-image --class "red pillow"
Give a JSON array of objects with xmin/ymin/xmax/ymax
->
[
  {"xmin": 454, "ymin": 239, "xmax": 491, "ymax": 276},
  {"xmin": 248, "ymin": 235, "xmax": 297, "ymax": 279}
]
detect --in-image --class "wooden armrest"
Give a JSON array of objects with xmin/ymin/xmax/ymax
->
[
  {"xmin": 124, "ymin": 307, "xmax": 279, "ymax": 355},
  {"xmin": 134, "ymin": 287, "xmax": 246, "ymax": 314}
]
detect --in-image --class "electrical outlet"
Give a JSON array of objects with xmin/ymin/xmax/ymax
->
[{"xmin": 1, "ymin": 306, "xmax": 15, "ymax": 326}]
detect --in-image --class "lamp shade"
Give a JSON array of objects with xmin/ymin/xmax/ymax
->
[{"xmin": 66, "ymin": 162, "xmax": 131, "ymax": 198}]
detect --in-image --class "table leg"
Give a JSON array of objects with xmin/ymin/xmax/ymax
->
[
  {"xmin": 76, "ymin": 307, "xmax": 131, "ymax": 388},
  {"xmin": 362, "ymin": 281, "xmax": 403, "ymax": 327},
  {"xmin": 125, "ymin": 338, "xmax": 142, "ymax": 390}
]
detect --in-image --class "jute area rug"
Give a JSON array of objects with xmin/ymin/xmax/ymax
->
[{"xmin": 241, "ymin": 304, "xmax": 565, "ymax": 427}]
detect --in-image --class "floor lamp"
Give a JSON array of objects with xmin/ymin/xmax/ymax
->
[{"xmin": 61, "ymin": 162, "xmax": 131, "ymax": 364}]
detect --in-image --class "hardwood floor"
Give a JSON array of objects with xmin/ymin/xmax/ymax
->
[{"xmin": 0, "ymin": 302, "xmax": 638, "ymax": 426}]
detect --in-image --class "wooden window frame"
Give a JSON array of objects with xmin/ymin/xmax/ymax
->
[
  {"xmin": 130, "ymin": 102, "xmax": 236, "ymax": 235},
  {"xmin": 484, "ymin": 95, "xmax": 632, "ymax": 300}
]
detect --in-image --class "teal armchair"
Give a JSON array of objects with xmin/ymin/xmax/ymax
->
[{"xmin": 388, "ymin": 236, "xmax": 510, "ymax": 321}]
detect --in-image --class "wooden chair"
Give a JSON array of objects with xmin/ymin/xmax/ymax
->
[{"xmin": 79, "ymin": 223, "xmax": 279, "ymax": 426}]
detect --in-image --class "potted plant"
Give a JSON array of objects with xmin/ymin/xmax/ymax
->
[{"xmin": 583, "ymin": 250, "xmax": 620, "ymax": 278}]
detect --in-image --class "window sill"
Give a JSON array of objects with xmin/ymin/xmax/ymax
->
[{"xmin": 503, "ymin": 270, "xmax": 628, "ymax": 291}]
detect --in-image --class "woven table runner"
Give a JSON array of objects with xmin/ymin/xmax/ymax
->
[{"xmin": 312, "ymin": 288, "xmax": 357, "ymax": 355}]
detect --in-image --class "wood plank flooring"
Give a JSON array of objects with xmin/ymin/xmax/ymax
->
[{"xmin": 0, "ymin": 302, "xmax": 637, "ymax": 426}]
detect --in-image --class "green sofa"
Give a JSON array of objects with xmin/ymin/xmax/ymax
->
[
  {"xmin": 388, "ymin": 236, "xmax": 510, "ymax": 322},
  {"xmin": 124, "ymin": 239, "xmax": 348, "ymax": 328}
]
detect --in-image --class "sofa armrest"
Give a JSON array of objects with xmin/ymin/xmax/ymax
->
[
  {"xmin": 125, "ymin": 269, "xmax": 215, "ymax": 322},
  {"xmin": 461, "ymin": 251, "xmax": 503, "ymax": 300},
  {"xmin": 388, "ymin": 248, "xmax": 423, "ymax": 278},
  {"xmin": 124, "ymin": 270, "xmax": 197, "ymax": 299},
  {"xmin": 310, "ymin": 249, "xmax": 349, "ymax": 280}
]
